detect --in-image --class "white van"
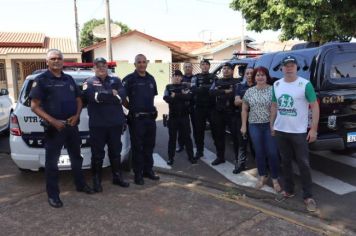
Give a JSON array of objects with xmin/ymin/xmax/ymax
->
[
  {"xmin": 0, "ymin": 88, "xmax": 13, "ymax": 133},
  {"xmin": 10, "ymin": 66, "xmax": 131, "ymax": 171}
]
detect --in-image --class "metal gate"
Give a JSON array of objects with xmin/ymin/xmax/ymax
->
[
  {"xmin": 0, "ymin": 60, "xmax": 7, "ymax": 89},
  {"xmin": 14, "ymin": 60, "xmax": 47, "ymax": 95},
  {"xmin": 169, "ymin": 62, "xmax": 221, "ymax": 79}
]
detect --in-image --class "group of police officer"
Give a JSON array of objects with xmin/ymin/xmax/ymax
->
[
  {"xmin": 30, "ymin": 49, "xmax": 159, "ymax": 208},
  {"xmin": 163, "ymin": 60, "xmax": 253, "ymax": 172}
]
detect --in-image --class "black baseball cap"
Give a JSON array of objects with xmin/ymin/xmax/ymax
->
[
  {"xmin": 173, "ymin": 69, "xmax": 183, "ymax": 77},
  {"xmin": 222, "ymin": 62, "xmax": 233, "ymax": 69},
  {"xmin": 281, "ymin": 55, "xmax": 298, "ymax": 66},
  {"xmin": 94, "ymin": 57, "xmax": 107, "ymax": 65},
  {"xmin": 200, "ymin": 59, "xmax": 210, "ymax": 65}
]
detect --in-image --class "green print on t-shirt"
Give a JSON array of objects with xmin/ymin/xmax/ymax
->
[{"xmin": 277, "ymin": 94, "xmax": 297, "ymax": 116}]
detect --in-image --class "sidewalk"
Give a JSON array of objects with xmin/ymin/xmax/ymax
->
[{"xmin": 0, "ymin": 172, "xmax": 348, "ymax": 235}]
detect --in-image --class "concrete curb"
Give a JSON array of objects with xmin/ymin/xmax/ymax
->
[{"xmin": 155, "ymin": 167, "xmax": 355, "ymax": 236}]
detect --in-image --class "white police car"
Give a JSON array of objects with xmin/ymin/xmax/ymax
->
[
  {"xmin": 0, "ymin": 88, "xmax": 13, "ymax": 133},
  {"xmin": 10, "ymin": 63, "xmax": 131, "ymax": 171}
]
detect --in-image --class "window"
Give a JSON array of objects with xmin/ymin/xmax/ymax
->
[{"xmin": 329, "ymin": 53, "xmax": 356, "ymax": 79}]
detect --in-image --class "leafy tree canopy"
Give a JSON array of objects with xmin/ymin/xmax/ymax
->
[
  {"xmin": 230, "ymin": 0, "xmax": 356, "ymax": 43},
  {"xmin": 80, "ymin": 18, "xmax": 130, "ymax": 48}
]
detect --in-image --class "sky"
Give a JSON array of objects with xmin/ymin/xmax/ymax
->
[{"xmin": 0, "ymin": 0, "xmax": 281, "ymax": 43}]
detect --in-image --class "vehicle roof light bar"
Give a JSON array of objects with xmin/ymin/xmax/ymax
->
[{"xmin": 63, "ymin": 62, "xmax": 117, "ymax": 69}]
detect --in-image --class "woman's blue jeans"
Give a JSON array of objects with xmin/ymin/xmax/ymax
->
[{"xmin": 248, "ymin": 122, "xmax": 279, "ymax": 179}]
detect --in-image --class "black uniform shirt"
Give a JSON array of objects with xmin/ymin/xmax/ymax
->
[
  {"xmin": 182, "ymin": 75, "xmax": 193, "ymax": 84},
  {"xmin": 235, "ymin": 82, "xmax": 254, "ymax": 98},
  {"xmin": 29, "ymin": 70, "xmax": 80, "ymax": 120},
  {"xmin": 210, "ymin": 77, "xmax": 238, "ymax": 112},
  {"xmin": 123, "ymin": 71, "xmax": 157, "ymax": 113},
  {"xmin": 163, "ymin": 83, "xmax": 191, "ymax": 117},
  {"xmin": 82, "ymin": 75, "xmax": 126, "ymax": 127},
  {"xmin": 191, "ymin": 73, "xmax": 217, "ymax": 107}
]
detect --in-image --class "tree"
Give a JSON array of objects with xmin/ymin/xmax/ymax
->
[
  {"xmin": 80, "ymin": 18, "xmax": 130, "ymax": 48},
  {"xmin": 230, "ymin": 0, "xmax": 356, "ymax": 43}
]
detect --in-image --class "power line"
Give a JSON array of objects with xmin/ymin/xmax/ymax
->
[
  {"xmin": 195, "ymin": 0, "xmax": 230, "ymax": 5},
  {"xmin": 86, "ymin": 0, "xmax": 105, "ymax": 19}
]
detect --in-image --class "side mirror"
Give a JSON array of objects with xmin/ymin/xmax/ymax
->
[{"xmin": 0, "ymin": 88, "xmax": 9, "ymax": 96}]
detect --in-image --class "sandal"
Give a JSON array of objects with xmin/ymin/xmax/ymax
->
[
  {"xmin": 304, "ymin": 198, "xmax": 317, "ymax": 212},
  {"xmin": 272, "ymin": 179, "xmax": 282, "ymax": 193},
  {"xmin": 255, "ymin": 176, "xmax": 268, "ymax": 189}
]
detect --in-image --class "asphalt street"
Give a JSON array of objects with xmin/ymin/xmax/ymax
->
[{"xmin": 154, "ymin": 100, "xmax": 356, "ymax": 233}]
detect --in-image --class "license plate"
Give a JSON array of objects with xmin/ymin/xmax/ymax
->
[
  {"xmin": 58, "ymin": 155, "xmax": 71, "ymax": 166},
  {"xmin": 347, "ymin": 132, "xmax": 356, "ymax": 143}
]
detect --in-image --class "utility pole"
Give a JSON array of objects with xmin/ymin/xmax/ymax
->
[
  {"xmin": 74, "ymin": 0, "xmax": 80, "ymax": 52},
  {"xmin": 105, "ymin": 0, "xmax": 113, "ymax": 61},
  {"xmin": 240, "ymin": 13, "xmax": 246, "ymax": 53}
]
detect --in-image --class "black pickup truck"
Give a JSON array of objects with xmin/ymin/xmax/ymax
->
[{"xmin": 255, "ymin": 42, "xmax": 356, "ymax": 151}]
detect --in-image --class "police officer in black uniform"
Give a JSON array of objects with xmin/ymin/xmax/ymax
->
[
  {"xmin": 191, "ymin": 59, "xmax": 218, "ymax": 159},
  {"xmin": 30, "ymin": 49, "xmax": 93, "ymax": 208},
  {"xmin": 209, "ymin": 62, "xmax": 239, "ymax": 165},
  {"xmin": 82, "ymin": 57, "xmax": 129, "ymax": 192},
  {"xmin": 176, "ymin": 62, "xmax": 196, "ymax": 153},
  {"xmin": 163, "ymin": 70, "xmax": 196, "ymax": 165},
  {"xmin": 233, "ymin": 67, "xmax": 255, "ymax": 173},
  {"xmin": 123, "ymin": 54, "xmax": 159, "ymax": 185}
]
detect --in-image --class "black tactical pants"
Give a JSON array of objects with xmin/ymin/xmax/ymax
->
[
  {"xmin": 168, "ymin": 115, "xmax": 194, "ymax": 159},
  {"xmin": 210, "ymin": 110, "xmax": 239, "ymax": 160}
]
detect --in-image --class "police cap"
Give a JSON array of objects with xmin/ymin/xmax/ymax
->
[
  {"xmin": 94, "ymin": 57, "xmax": 107, "ymax": 65},
  {"xmin": 173, "ymin": 69, "xmax": 183, "ymax": 77},
  {"xmin": 200, "ymin": 59, "xmax": 210, "ymax": 65},
  {"xmin": 222, "ymin": 62, "xmax": 233, "ymax": 70},
  {"xmin": 281, "ymin": 55, "xmax": 298, "ymax": 66}
]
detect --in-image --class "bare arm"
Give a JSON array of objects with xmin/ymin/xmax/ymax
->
[
  {"xmin": 307, "ymin": 101, "xmax": 320, "ymax": 143},
  {"xmin": 31, "ymin": 98, "xmax": 65, "ymax": 131},
  {"xmin": 234, "ymin": 95, "xmax": 242, "ymax": 107},
  {"xmin": 240, "ymin": 101, "xmax": 249, "ymax": 135},
  {"xmin": 270, "ymin": 102, "xmax": 277, "ymax": 136}
]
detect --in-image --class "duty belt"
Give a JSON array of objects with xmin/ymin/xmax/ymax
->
[
  {"xmin": 132, "ymin": 111, "xmax": 157, "ymax": 119},
  {"xmin": 169, "ymin": 111, "xmax": 189, "ymax": 117}
]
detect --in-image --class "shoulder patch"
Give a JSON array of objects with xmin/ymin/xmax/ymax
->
[{"xmin": 32, "ymin": 81, "xmax": 37, "ymax": 88}]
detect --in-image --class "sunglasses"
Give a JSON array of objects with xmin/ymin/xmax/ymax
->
[{"xmin": 49, "ymin": 57, "xmax": 63, "ymax": 61}]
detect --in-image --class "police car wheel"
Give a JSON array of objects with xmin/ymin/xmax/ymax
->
[{"xmin": 18, "ymin": 167, "xmax": 32, "ymax": 173}]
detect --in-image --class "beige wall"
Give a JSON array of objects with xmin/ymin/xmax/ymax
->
[
  {"xmin": 94, "ymin": 35, "xmax": 173, "ymax": 63},
  {"xmin": 0, "ymin": 53, "xmax": 81, "ymax": 100},
  {"xmin": 213, "ymin": 45, "xmax": 242, "ymax": 61}
]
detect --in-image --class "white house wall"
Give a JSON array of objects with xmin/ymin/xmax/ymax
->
[{"xmin": 94, "ymin": 35, "xmax": 172, "ymax": 63}]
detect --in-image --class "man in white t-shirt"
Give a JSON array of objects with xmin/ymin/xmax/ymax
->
[{"xmin": 270, "ymin": 55, "xmax": 320, "ymax": 212}]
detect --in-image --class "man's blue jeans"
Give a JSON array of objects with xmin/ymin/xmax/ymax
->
[{"xmin": 248, "ymin": 123, "xmax": 280, "ymax": 179}]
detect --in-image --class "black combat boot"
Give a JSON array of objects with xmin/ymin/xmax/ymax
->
[
  {"xmin": 194, "ymin": 151, "xmax": 203, "ymax": 159},
  {"xmin": 233, "ymin": 147, "xmax": 247, "ymax": 174},
  {"xmin": 211, "ymin": 157, "xmax": 225, "ymax": 166},
  {"xmin": 92, "ymin": 161, "xmax": 103, "ymax": 192},
  {"xmin": 233, "ymin": 163, "xmax": 246, "ymax": 174},
  {"xmin": 111, "ymin": 158, "xmax": 130, "ymax": 188},
  {"xmin": 167, "ymin": 157, "xmax": 174, "ymax": 166}
]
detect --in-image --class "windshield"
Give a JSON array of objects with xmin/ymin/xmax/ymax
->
[{"xmin": 20, "ymin": 70, "xmax": 94, "ymax": 107}]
